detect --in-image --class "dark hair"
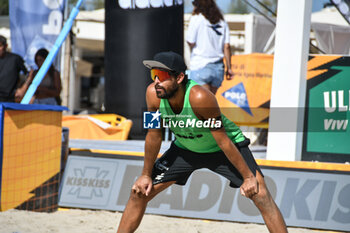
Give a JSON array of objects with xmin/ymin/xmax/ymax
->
[
  {"xmin": 0, "ymin": 35, "xmax": 7, "ymax": 46},
  {"xmin": 182, "ymin": 74, "xmax": 189, "ymax": 85},
  {"xmin": 35, "ymin": 48, "xmax": 49, "ymax": 59},
  {"xmin": 192, "ymin": 0, "xmax": 223, "ymax": 24},
  {"xmin": 171, "ymin": 71, "xmax": 188, "ymax": 86},
  {"xmin": 35, "ymin": 48, "xmax": 55, "ymax": 75}
]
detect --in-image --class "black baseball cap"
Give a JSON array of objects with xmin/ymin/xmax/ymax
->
[{"xmin": 143, "ymin": 51, "xmax": 187, "ymax": 73}]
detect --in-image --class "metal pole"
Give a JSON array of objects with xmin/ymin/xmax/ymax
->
[{"xmin": 61, "ymin": 0, "xmax": 70, "ymax": 108}]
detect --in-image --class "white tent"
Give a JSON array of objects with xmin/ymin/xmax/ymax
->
[
  {"xmin": 311, "ymin": 7, "xmax": 350, "ymax": 54},
  {"xmin": 75, "ymin": 9, "xmax": 104, "ymax": 52},
  {"xmin": 311, "ymin": 6, "xmax": 349, "ymax": 26}
]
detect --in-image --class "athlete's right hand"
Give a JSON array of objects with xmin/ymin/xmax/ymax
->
[
  {"xmin": 240, "ymin": 176, "xmax": 259, "ymax": 198},
  {"xmin": 132, "ymin": 175, "xmax": 153, "ymax": 196}
]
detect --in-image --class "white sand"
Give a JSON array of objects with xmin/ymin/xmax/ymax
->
[{"xmin": 0, "ymin": 208, "xmax": 333, "ymax": 233}]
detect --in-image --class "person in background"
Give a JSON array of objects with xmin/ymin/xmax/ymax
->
[
  {"xmin": 16, "ymin": 48, "xmax": 61, "ymax": 105},
  {"xmin": 186, "ymin": 0, "xmax": 234, "ymax": 94},
  {"xmin": 0, "ymin": 35, "xmax": 28, "ymax": 102}
]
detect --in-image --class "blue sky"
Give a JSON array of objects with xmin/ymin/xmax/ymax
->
[{"xmin": 311, "ymin": 0, "xmax": 331, "ymax": 12}]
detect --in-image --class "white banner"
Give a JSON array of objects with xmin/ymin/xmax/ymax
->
[{"xmin": 59, "ymin": 155, "xmax": 350, "ymax": 232}]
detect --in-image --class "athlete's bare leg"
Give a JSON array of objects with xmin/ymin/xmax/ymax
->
[
  {"xmin": 118, "ymin": 172, "xmax": 286, "ymax": 233},
  {"xmin": 250, "ymin": 171, "xmax": 288, "ymax": 233},
  {"xmin": 117, "ymin": 181, "xmax": 176, "ymax": 233}
]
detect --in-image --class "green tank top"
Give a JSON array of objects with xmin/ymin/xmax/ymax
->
[{"xmin": 159, "ymin": 80, "xmax": 245, "ymax": 153}]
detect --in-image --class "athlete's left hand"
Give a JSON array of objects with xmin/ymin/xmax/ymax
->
[{"xmin": 240, "ymin": 176, "xmax": 259, "ymax": 198}]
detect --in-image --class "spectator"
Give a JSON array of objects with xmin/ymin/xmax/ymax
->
[
  {"xmin": 16, "ymin": 48, "xmax": 61, "ymax": 105},
  {"xmin": 186, "ymin": 0, "xmax": 234, "ymax": 94},
  {"xmin": 0, "ymin": 35, "xmax": 28, "ymax": 102}
]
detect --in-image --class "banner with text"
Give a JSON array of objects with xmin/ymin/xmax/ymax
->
[
  {"xmin": 217, "ymin": 54, "xmax": 350, "ymax": 161},
  {"xmin": 303, "ymin": 55, "xmax": 350, "ymax": 162},
  {"xmin": 59, "ymin": 155, "xmax": 350, "ymax": 232},
  {"xmin": 216, "ymin": 54, "xmax": 348, "ymax": 129},
  {"xmin": 9, "ymin": 0, "xmax": 65, "ymax": 68},
  {"xmin": 216, "ymin": 53, "xmax": 273, "ymax": 128}
]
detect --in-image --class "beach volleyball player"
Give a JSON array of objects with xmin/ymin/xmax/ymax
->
[{"xmin": 117, "ymin": 51, "xmax": 287, "ymax": 233}]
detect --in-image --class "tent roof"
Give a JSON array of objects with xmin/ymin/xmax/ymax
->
[
  {"xmin": 76, "ymin": 8, "xmax": 104, "ymax": 22},
  {"xmin": 311, "ymin": 6, "xmax": 349, "ymax": 26}
]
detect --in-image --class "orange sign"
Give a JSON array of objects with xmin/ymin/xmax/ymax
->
[
  {"xmin": 217, "ymin": 53, "xmax": 273, "ymax": 128},
  {"xmin": 217, "ymin": 54, "xmax": 341, "ymax": 128}
]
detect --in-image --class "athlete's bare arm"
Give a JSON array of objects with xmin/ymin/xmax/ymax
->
[
  {"xmin": 132, "ymin": 83, "xmax": 162, "ymax": 196},
  {"xmin": 189, "ymin": 85, "xmax": 258, "ymax": 198}
]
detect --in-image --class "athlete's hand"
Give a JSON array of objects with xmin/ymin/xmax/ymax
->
[
  {"xmin": 132, "ymin": 175, "xmax": 153, "ymax": 196},
  {"xmin": 240, "ymin": 176, "xmax": 259, "ymax": 198}
]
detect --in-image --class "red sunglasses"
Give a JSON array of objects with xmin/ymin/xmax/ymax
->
[{"xmin": 150, "ymin": 69, "xmax": 174, "ymax": 82}]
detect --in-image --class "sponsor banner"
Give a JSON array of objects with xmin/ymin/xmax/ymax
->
[
  {"xmin": 216, "ymin": 53, "xmax": 273, "ymax": 128},
  {"xmin": 59, "ymin": 155, "xmax": 350, "ymax": 232},
  {"xmin": 117, "ymin": 0, "xmax": 183, "ymax": 9},
  {"xmin": 216, "ymin": 54, "xmax": 347, "ymax": 128},
  {"xmin": 304, "ymin": 56, "xmax": 350, "ymax": 160},
  {"xmin": 9, "ymin": 0, "xmax": 65, "ymax": 68},
  {"xmin": 217, "ymin": 54, "xmax": 349, "ymax": 161}
]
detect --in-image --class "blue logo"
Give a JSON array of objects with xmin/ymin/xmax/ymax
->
[
  {"xmin": 222, "ymin": 82, "xmax": 253, "ymax": 116},
  {"xmin": 143, "ymin": 110, "xmax": 161, "ymax": 129}
]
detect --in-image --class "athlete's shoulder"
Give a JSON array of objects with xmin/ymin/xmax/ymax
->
[{"xmin": 189, "ymin": 84, "xmax": 218, "ymax": 108}]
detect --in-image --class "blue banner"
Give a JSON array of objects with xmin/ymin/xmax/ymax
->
[
  {"xmin": 9, "ymin": 0, "xmax": 65, "ymax": 68},
  {"xmin": 21, "ymin": 0, "xmax": 84, "ymax": 104}
]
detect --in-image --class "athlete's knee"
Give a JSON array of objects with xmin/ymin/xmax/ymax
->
[
  {"xmin": 128, "ymin": 190, "xmax": 150, "ymax": 204},
  {"xmin": 251, "ymin": 184, "xmax": 274, "ymax": 209}
]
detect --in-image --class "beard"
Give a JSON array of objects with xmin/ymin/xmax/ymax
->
[{"xmin": 155, "ymin": 83, "xmax": 179, "ymax": 99}]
